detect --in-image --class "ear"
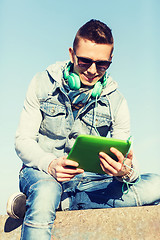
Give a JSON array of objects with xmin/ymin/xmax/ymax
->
[
  {"xmin": 110, "ymin": 54, "xmax": 113, "ymax": 61},
  {"xmin": 69, "ymin": 47, "xmax": 74, "ymax": 63},
  {"xmin": 110, "ymin": 46, "xmax": 114, "ymax": 60}
]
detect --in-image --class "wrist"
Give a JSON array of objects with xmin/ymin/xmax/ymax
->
[
  {"xmin": 48, "ymin": 160, "xmax": 55, "ymax": 176},
  {"xmin": 121, "ymin": 164, "xmax": 134, "ymax": 181}
]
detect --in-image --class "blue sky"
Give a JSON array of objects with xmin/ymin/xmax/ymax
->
[{"xmin": 0, "ymin": 0, "xmax": 160, "ymax": 214}]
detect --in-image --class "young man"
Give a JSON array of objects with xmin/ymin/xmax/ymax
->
[{"xmin": 7, "ymin": 20, "xmax": 160, "ymax": 240}]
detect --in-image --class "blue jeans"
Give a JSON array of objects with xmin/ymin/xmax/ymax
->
[{"xmin": 19, "ymin": 166, "xmax": 160, "ymax": 240}]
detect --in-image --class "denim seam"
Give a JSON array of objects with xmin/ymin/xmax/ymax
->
[
  {"xmin": 77, "ymin": 179, "xmax": 113, "ymax": 188},
  {"xmin": 23, "ymin": 221, "xmax": 53, "ymax": 228},
  {"xmin": 20, "ymin": 169, "xmax": 62, "ymax": 192},
  {"xmin": 29, "ymin": 179, "xmax": 62, "ymax": 192},
  {"xmin": 131, "ymin": 185, "xmax": 141, "ymax": 206}
]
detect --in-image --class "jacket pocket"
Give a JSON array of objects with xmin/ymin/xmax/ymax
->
[
  {"xmin": 39, "ymin": 100, "xmax": 66, "ymax": 137},
  {"xmin": 40, "ymin": 101, "xmax": 66, "ymax": 117},
  {"xmin": 81, "ymin": 101, "xmax": 112, "ymax": 136},
  {"xmin": 82, "ymin": 111, "xmax": 111, "ymax": 127}
]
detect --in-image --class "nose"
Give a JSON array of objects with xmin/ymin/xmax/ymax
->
[{"xmin": 87, "ymin": 63, "xmax": 97, "ymax": 75}]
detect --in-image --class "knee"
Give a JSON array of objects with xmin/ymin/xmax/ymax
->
[
  {"xmin": 136, "ymin": 173, "xmax": 160, "ymax": 205},
  {"xmin": 141, "ymin": 173, "xmax": 160, "ymax": 186},
  {"xmin": 25, "ymin": 179, "xmax": 62, "ymax": 224},
  {"xmin": 29, "ymin": 179, "xmax": 62, "ymax": 209}
]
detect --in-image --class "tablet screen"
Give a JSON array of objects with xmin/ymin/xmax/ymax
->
[{"xmin": 67, "ymin": 135, "xmax": 131, "ymax": 174}]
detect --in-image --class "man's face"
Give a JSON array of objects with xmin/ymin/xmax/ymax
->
[{"xmin": 69, "ymin": 38, "xmax": 113, "ymax": 86}]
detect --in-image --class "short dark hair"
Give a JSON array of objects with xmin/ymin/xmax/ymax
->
[{"xmin": 73, "ymin": 19, "xmax": 114, "ymax": 51}]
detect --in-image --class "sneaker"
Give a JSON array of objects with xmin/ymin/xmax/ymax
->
[{"xmin": 7, "ymin": 192, "xmax": 26, "ymax": 219}]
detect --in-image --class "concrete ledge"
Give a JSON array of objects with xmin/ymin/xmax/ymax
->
[{"xmin": 0, "ymin": 206, "xmax": 160, "ymax": 240}]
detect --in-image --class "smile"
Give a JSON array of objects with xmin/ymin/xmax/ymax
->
[{"xmin": 83, "ymin": 74, "xmax": 98, "ymax": 82}]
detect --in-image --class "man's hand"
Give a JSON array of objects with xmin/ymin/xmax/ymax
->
[
  {"xmin": 99, "ymin": 148, "xmax": 133, "ymax": 177},
  {"xmin": 48, "ymin": 156, "xmax": 84, "ymax": 182}
]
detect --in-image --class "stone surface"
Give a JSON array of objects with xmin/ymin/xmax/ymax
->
[{"xmin": 0, "ymin": 206, "xmax": 160, "ymax": 240}]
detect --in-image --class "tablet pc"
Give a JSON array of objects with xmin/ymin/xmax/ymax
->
[{"xmin": 67, "ymin": 135, "xmax": 131, "ymax": 174}]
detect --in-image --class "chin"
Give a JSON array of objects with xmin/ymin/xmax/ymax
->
[
  {"xmin": 81, "ymin": 81, "xmax": 95, "ymax": 87},
  {"xmin": 80, "ymin": 77, "xmax": 98, "ymax": 87}
]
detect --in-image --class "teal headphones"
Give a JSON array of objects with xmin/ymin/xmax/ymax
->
[{"xmin": 63, "ymin": 62, "xmax": 108, "ymax": 98}]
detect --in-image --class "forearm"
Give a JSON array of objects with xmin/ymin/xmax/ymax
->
[
  {"xmin": 110, "ymin": 97, "xmax": 131, "ymax": 140},
  {"xmin": 110, "ymin": 97, "xmax": 140, "ymax": 182},
  {"xmin": 15, "ymin": 133, "xmax": 57, "ymax": 173},
  {"xmin": 15, "ymin": 74, "xmax": 56, "ymax": 173}
]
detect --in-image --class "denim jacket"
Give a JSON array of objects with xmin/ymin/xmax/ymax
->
[{"xmin": 15, "ymin": 61, "xmax": 139, "ymax": 181}]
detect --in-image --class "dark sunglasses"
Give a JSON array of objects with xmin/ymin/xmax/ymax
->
[{"xmin": 74, "ymin": 53, "xmax": 112, "ymax": 71}]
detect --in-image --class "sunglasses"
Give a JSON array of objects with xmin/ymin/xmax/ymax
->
[{"xmin": 74, "ymin": 53, "xmax": 112, "ymax": 71}]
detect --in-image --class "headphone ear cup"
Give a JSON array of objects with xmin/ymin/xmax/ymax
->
[
  {"xmin": 91, "ymin": 81, "xmax": 103, "ymax": 98},
  {"xmin": 63, "ymin": 67, "xmax": 69, "ymax": 79},
  {"xmin": 68, "ymin": 73, "xmax": 81, "ymax": 90},
  {"xmin": 102, "ymin": 72, "xmax": 109, "ymax": 88}
]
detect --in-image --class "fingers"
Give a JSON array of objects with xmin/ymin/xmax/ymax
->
[
  {"xmin": 58, "ymin": 166, "xmax": 84, "ymax": 175},
  {"xmin": 99, "ymin": 152, "xmax": 122, "ymax": 176},
  {"xmin": 61, "ymin": 159, "xmax": 80, "ymax": 168},
  {"xmin": 126, "ymin": 149, "xmax": 133, "ymax": 160},
  {"xmin": 55, "ymin": 168, "xmax": 84, "ymax": 182},
  {"xmin": 110, "ymin": 147, "xmax": 133, "ymax": 161},
  {"xmin": 57, "ymin": 158, "xmax": 83, "ymax": 173},
  {"xmin": 99, "ymin": 148, "xmax": 132, "ymax": 177},
  {"xmin": 49, "ymin": 156, "xmax": 84, "ymax": 182},
  {"xmin": 110, "ymin": 147, "xmax": 124, "ymax": 163}
]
